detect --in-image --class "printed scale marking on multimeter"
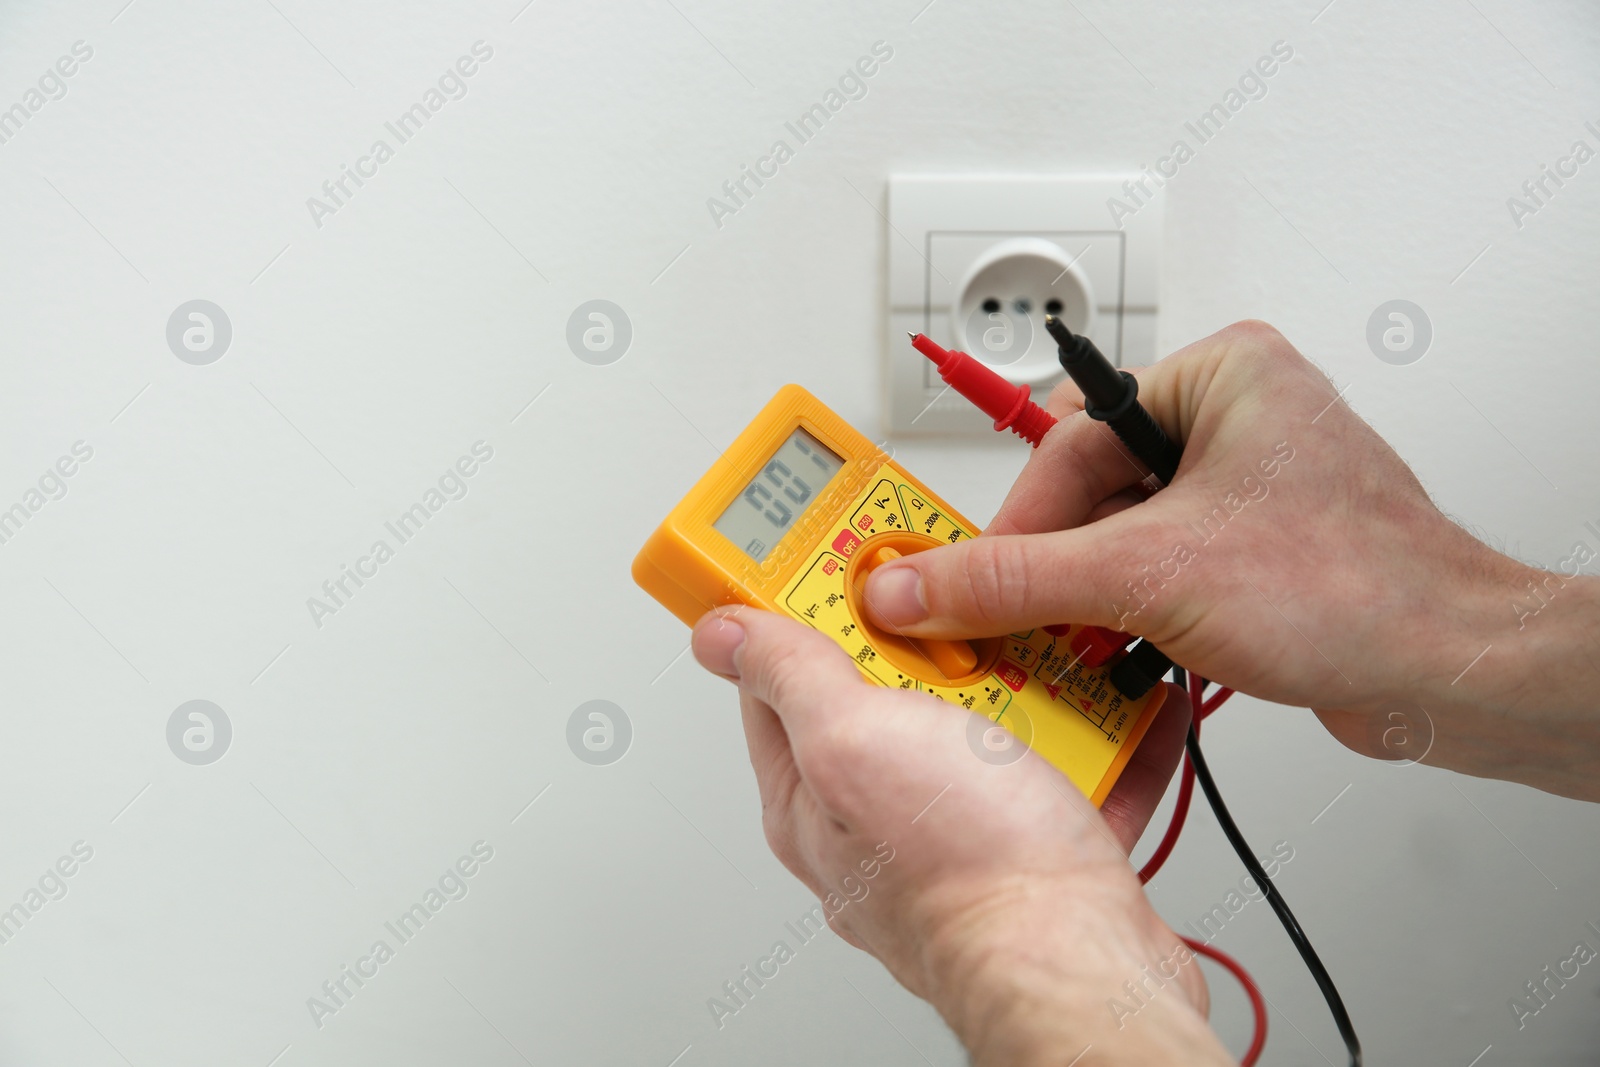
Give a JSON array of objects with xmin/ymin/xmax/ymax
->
[{"xmin": 634, "ymin": 385, "xmax": 1163, "ymax": 806}]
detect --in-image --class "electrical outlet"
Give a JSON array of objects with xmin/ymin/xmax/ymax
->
[{"xmin": 885, "ymin": 175, "xmax": 1162, "ymax": 436}]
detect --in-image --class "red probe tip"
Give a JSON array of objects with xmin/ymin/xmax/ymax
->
[
  {"xmin": 902, "ymin": 332, "xmax": 1055, "ymax": 448},
  {"xmin": 908, "ymin": 332, "xmax": 952, "ymax": 368}
]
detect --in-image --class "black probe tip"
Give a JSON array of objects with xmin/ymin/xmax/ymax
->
[
  {"xmin": 1042, "ymin": 314, "xmax": 1075, "ymax": 350},
  {"xmin": 1046, "ymin": 317, "xmax": 1125, "ymax": 414}
]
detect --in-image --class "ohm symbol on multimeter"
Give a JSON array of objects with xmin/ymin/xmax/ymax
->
[{"xmin": 633, "ymin": 385, "xmax": 1165, "ymax": 807}]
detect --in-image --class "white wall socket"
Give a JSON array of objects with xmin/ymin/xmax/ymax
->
[{"xmin": 885, "ymin": 175, "xmax": 1162, "ymax": 436}]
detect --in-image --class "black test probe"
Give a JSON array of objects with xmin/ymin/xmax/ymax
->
[
  {"xmin": 1045, "ymin": 314, "xmax": 1183, "ymax": 483},
  {"xmin": 1043, "ymin": 314, "xmax": 1178, "ymax": 700}
]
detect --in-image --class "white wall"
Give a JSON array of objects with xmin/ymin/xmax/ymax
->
[{"xmin": 0, "ymin": 0, "xmax": 1597, "ymax": 1064}]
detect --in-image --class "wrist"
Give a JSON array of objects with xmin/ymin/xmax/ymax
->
[
  {"xmin": 1402, "ymin": 528, "xmax": 1529, "ymax": 703},
  {"xmin": 1414, "ymin": 545, "xmax": 1600, "ymax": 798},
  {"xmin": 916, "ymin": 876, "xmax": 1233, "ymax": 1066}
]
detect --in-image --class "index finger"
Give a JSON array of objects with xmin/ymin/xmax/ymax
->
[{"xmin": 986, "ymin": 407, "xmax": 1150, "ymax": 537}]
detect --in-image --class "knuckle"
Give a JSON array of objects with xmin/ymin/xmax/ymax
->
[
  {"xmin": 1219, "ymin": 319, "xmax": 1299, "ymax": 370},
  {"xmin": 749, "ymin": 634, "xmax": 812, "ymax": 709},
  {"xmin": 811, "ymin": 712, "xmax": 871, "ymax": 770},
  {"xmin": 951, "ymin": 539, "xmax": 1032, "ymax": 628},
  {"xmin": 1223, "ymin": 318, "xmax": 1287, "ymax": 347},
  {"xmin": 801, "ymin": 717, "xmax": 874, "ymax": 811},
  {"xmin": 759, "ymin": 799, "xmax": 806, "ymax": 876}
]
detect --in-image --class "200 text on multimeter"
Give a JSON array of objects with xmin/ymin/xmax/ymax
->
[{"xmin": 633, "ymin": 385, "xmax": 1163, "ymax": 806}]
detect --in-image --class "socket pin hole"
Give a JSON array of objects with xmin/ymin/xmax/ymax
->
[
  {"xmin": 1045, "ymin": 298, "xmax": 1064, "ymax": 315},
  {"xmin": 981, "ymin": 298, "xmax": 1000, "ymax": 314}
]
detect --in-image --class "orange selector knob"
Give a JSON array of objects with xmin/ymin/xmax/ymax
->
[{"xmin": 844, "ymin": 532, "xmax": 1001, "ymax": 686}]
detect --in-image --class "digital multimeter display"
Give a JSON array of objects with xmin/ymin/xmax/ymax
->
[{"xmin": 712, "ymin": 429, "xmax": 843, "ymax": 561}]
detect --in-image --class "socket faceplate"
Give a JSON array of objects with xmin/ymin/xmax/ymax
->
[{"xmin": 885, "ymin": 175, "xmax": 1162, "ymax": 436}]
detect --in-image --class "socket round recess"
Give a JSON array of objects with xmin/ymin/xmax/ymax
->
[{"xmin": 950, "ymin": 237, "xmax": 1096, "ymax": 387}]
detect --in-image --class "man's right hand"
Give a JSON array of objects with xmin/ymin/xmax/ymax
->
[{"xmin": 863, "ymin": 321, "xmax": 1600, "ymax": 800}]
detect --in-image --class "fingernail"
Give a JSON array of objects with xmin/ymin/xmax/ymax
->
[
  {"xmin": 693, "ymin": 614, "xmax": 747, "ymax": 680},
  {"xmin": 865, "ymin": 564, "xmax": 928, "ymax": 627}
]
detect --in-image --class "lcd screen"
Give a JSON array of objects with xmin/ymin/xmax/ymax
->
[{"xmin": 712, "ymin": 429, "xmax": 844, "ymax": 561}]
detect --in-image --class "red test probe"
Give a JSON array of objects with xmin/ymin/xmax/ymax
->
[{"xmin": 908, "ymin": 333, "xmax": 1056, "ymax": 447}]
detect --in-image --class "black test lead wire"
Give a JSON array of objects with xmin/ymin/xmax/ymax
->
[
  {"xmin": 912, "ymin": 321, "xmax": 1363, "ymax": 1062},
  {"xmin": 1039, "ymin": 316, "xmax": 1365, "ymax": 1065},
  {"xmin": 1178, "ymin": 673, "xmax": 1363, "ymax": 1067}
]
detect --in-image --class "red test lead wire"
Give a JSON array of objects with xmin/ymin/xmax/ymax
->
[{"xmin": 908, "ymin": 333, "xmax": 1056, "ymax": 448}]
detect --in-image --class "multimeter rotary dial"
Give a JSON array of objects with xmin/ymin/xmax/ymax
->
[{"xmin": 843, "ymin": 531, "xmax": 1002, "ymax": 688}]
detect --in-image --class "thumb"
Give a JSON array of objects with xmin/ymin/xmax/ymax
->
[
  {"xmin": 694, "ymin": 605, "xmax": 871, "ymax": 739},
  {"xmin": 860, "ymin": 519, "xmax": 1157, "ymax": 639}
]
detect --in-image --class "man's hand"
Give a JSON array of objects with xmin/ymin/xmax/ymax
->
[
  {"xmin": 692, "ymin": 607, "xmax": 1235, "ymax": 1066},
  {"xmin": 686, "ymin": 319, "xmax": 1600, "ymax": 1063},
  {"xmin": 861, "ymin": 321, "xmax": 1600, "ymax": 800}
]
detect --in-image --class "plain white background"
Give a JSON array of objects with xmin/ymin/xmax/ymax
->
[{"xmin": 0, "ymin": 0, "xmax": 1597, "ymax": 1064}]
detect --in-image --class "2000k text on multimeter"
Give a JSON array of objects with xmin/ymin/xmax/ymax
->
[{"xmin": 633, "ymin": 385, "xmax": 1163, "ymax": 805}]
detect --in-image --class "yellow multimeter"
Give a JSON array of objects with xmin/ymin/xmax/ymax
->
[{"xmin": 633, "ymin": 385, "xmax": 1162, "ymax": 805}]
